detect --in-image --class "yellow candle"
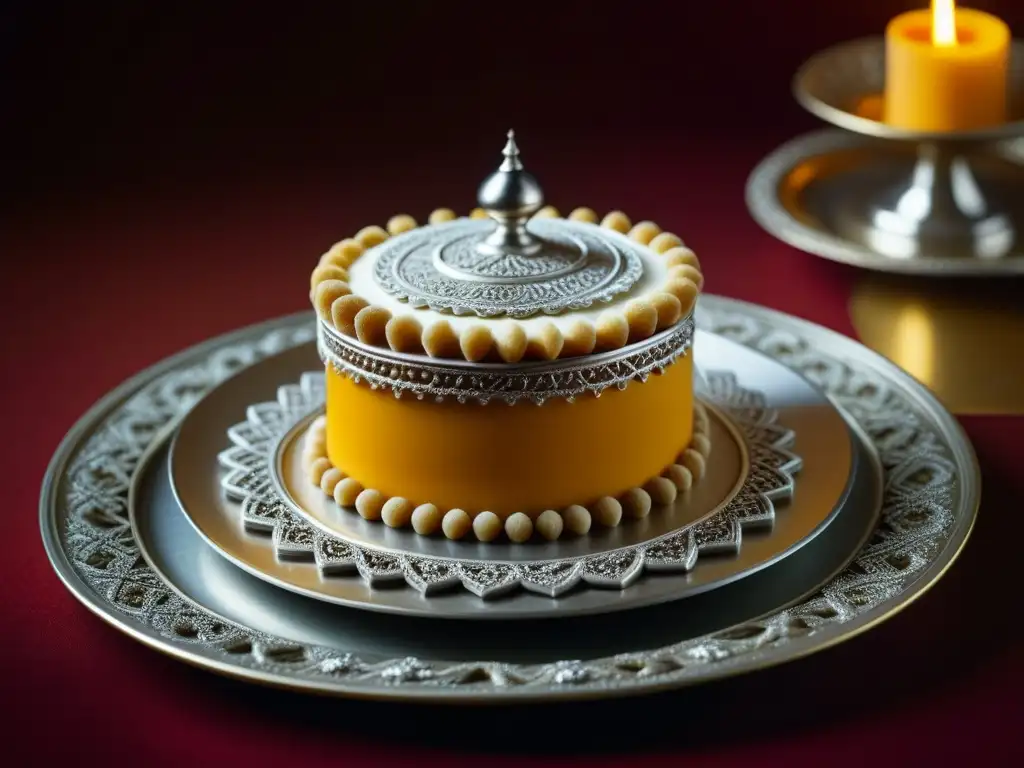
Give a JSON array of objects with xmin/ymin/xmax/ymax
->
[{"xmin": 884, "ymin": 1, "xmax": 1010, "ymax": 131}]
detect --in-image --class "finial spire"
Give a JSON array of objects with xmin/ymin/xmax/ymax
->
[
  {"xmin": 475, "ymin": 130, "xmax": 545, "ymax": 255},
  {"xmin": 500, "ymin": 129, "xmax": 523, "ymax": 172}
]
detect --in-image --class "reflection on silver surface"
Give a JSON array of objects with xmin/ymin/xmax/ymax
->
[
  {"xmin": 830, "ymin": 142, "xmax": 1021, "ymax": 262},
  {"xmin": 750, "ymin": 36, "xmax": 1024, "ymax": 273},
  {"xmin": 139, "ymin": 436, "xmax": 880, "ymax": 663},
  {"xmin": 849, "ymin": 273, "xmax": 1024, "ymax": 414},
  {"xmin": 747, "ymin": 130, "xmax": 1024, "ymax": 275},
  {"xmin": 169, "ymin": 331, "xmax": 860, "ymax": 619},
  {"xmin": 40, "ymin": 301, "xmax": 979, "ymax": 700}
]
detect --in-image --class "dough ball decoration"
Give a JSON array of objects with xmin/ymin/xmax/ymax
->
[
  {"xmin": 493, "ymin": 323, "xmax": 528, "ymax": 363},
  {"xmin": 505, "ymin": 512, "xmax": 534, "ymax": 543},
  {"xmin": 355, "ymin": 489, "xmax": 386, "ymax": 520},
  {"xmin": 472, "ymin": 511, "xmax": 503, "ymax": 542},
  {"xmin": 330, "ymin": 294, "xmax": 369, "ymax": 337},
  {"xmin": 411, "ymin": 503, "xmax": 442, "ymax": 535},
  {"xmin": 562, "ymin": 504, "xmax": 592, "ymax": 535},
  {"xmin": 298, "ymin": 401, "xmax": 712, "ymax": 543},
  {"xmin": 318, "ymin": 239, "xmax": 364, "ymax": 270},
  {"xmin": 334, "ymin": 477, "xmax": 363, "ymax": 507},
  {"xmin": 591, "ymin": 496, "xmax": 623, "ymax": 527},
  {"xmin": 386, "ymin": 214, "xmax": 417, "ymax": 235},
  {"xmin": 441, "ymin": 509, "xmax": 472, "ymax": 540},
  {"xmin": 385, "ymin": 315, "xmax": 423, "ymax": 354},
  {"xmin": 308, "ymin": 210, "xmax": 703, "ymax": 363},
  {"xmin": 428, "ymin": 208, "xmax": 457, "ymax": 224},
  {"xmin": 535, "ymin": 509, "xmax": 564, "ymax": 540},
  {"xmin": 381, "ymin": 497, "xmax": 413, "ymax": 528},
  {"xmin": 354, "ymin": 225, "xmax": 389, "ymax": 248},
  {"xmin": 568, "ymin": 207, "xmax": 598, "ymax": 223},
  {"xmin": 354, "ymin": 306, "xmax": 391, "ymax": 346}
]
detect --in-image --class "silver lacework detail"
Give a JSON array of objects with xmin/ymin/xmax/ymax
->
[
  {"xmin": 60, "ymin": 305, "xmax": 959, "ymax": 692},
  {"xmin": 371, "ymin": 219, "xmax": 644, "ymax": 318},
  {"xmin": 317, "ymin": 316, "xmax": 695, "ymax": 405}
]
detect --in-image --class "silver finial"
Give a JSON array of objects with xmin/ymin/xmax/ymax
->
[
  {"xmin": 476, "ymin": 129, "xmax": 544, "ymax": 255},
  {"xmin": 499, "ymin": 129, "xmax": 523, "ymax": 172}
]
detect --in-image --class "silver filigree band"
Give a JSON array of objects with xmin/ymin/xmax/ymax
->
[{"xmin": 316, "ymin": 315, "xmax": 695, "ymax": 405}]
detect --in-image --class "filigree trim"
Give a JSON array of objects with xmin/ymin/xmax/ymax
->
[
  {"xmin": 57, "ymin": 301, "xmax": 963, "ymax": 695},
  {"xmin": 317, "ymin": 316, "xmax": 695, "ymax": 405},
  {"xmin": 371, "ymin": 218, "xmax": 645, "ymax": 318},
  {"xmin": 309, "ymin": 208, "xmax": 704, "ymax": 363},
  {"xmin": 216, "ymin": 370, "xmax": 797, "ymax": 595}
]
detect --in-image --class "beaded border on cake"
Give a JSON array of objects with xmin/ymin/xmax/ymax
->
[
  {"xmin": 308, "ymin": 208, "xmax": 704, "ymax": 364},
  {"xmin": 216, "ymin": 366, "xmax": 804, "ymax": 597},
  {"xmin": 317, "ymin": 314, "xmax": 695, "ymax": 405},
  {"xmin": 296, "ymin": 403, "xmax": 713, "ymax": 544}
]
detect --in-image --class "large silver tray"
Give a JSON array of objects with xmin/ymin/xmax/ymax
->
[{"xmin": 40, "ymin": 296, "xmax": 980, "ymax": 702}]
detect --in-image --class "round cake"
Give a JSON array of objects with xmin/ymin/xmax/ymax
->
[{"xmin": 304, "ymin": 131, "xmax": 708, "ymax": 543}]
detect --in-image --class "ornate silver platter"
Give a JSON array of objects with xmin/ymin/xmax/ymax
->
[
  {"xmin": 165, "ymin": 332, "xmax": 869, "ymax": 619},
  {"xmin": 40, "ymin": 296, "xmax": 979, "ymax": 701},
  {"xmin": 372, "ymin": 217, "xmax": 645, "ymax": 318}
]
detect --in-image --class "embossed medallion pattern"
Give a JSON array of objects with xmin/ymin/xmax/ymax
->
[
  {"xmin": 55, "ymin": 303, "xmax": 962, "ymax": 696},
  {"xmin": 371, "ymin": 219, "xmax": 645, "ymax": 318}
]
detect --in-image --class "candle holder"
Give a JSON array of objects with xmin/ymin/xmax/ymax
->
[{"xmin": 747, "ymin": 36, "xmax": 1024, "ymax": 275}]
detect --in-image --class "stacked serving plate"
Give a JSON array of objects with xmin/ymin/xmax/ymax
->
[{"xmin": 41, "ymin": 295, "xmax": 978, "ymax": 702}]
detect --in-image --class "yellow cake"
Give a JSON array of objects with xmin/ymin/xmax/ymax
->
[{"xmin": 304, "ymin": 131, "xmax": 707, "ymax": 543}]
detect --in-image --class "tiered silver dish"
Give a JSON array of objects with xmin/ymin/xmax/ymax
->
[
  {"xmin": 41, "ymin": 295, "xmax": 979, "ymax": 702},
  {"xmin": 167, "ymin": 327, "xmax": 871, "ymax": 619}
]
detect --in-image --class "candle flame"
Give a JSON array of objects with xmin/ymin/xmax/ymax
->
[{"xmin": 932, "ymin": 0, "xmax": 957, "ymax": 47}]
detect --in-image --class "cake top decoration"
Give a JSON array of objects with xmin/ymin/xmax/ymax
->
[
  {"xmin": 312, "ymin": 130, "xmax": 704, "ymax": 367},
  {"xmin": 368, "ymin": 131, "xmax": 646, "ymax": 318},
  {"xmin": 476, "ymin": 129, "xmax": 545, "ymax": 255}
]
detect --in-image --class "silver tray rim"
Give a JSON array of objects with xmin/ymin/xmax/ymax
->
[
  {"xmin": 745, "ymin": 128, "xmax": 1024, "ymax": 276},
  {"xmin": 39, "ymin": 296, "xmax": 981, "ymax": 702},
  {"xmin": 168, "ymin": 342, "xmax": 862, "ymax": 618}
]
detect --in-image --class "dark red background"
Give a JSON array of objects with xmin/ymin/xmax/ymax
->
[{"xmin": 4, "ymin": 1, "xmax": 1024, "ymax": 765}]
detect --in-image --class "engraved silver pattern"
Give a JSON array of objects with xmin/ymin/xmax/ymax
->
[
  {"xmin": 52, "ymin": 301, "xmax": 965, "ymax": 696},
  {"xmin": 371, "ymin": 218, "xmax": 644, "ymax": 317},
  {"xmin": 217, "ymin": 370, "xmax": 800, "ymax": 597},
  {"xmin": 317, "ymin": 315, "xmax": 695, "ymax": 405}
]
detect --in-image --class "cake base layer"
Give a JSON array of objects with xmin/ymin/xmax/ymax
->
[{"xmin": 325, "ymin": 353, "xmax": 694, "ymax": 516}]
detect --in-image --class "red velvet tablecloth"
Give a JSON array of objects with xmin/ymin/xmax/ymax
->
[{"xmin": 5, "ymin": 1, "xmax": 1024, "ymax": 764}]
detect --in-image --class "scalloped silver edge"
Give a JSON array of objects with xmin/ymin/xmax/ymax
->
[
  {"xmin": 216, "ymin": 369, "xmax": 801, "ymax": 598},
  {"xmin": 317, "ymin": 315, "xmax": 695, "ymax": 405},
  {"xmin": 55, "ymin": 302, "xmax": 963, "ymax": 694}
]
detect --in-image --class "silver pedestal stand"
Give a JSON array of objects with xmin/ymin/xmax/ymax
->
[{"xmin": 747, "ymin": 37, "xmax": 1024, "ymax": 275}]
